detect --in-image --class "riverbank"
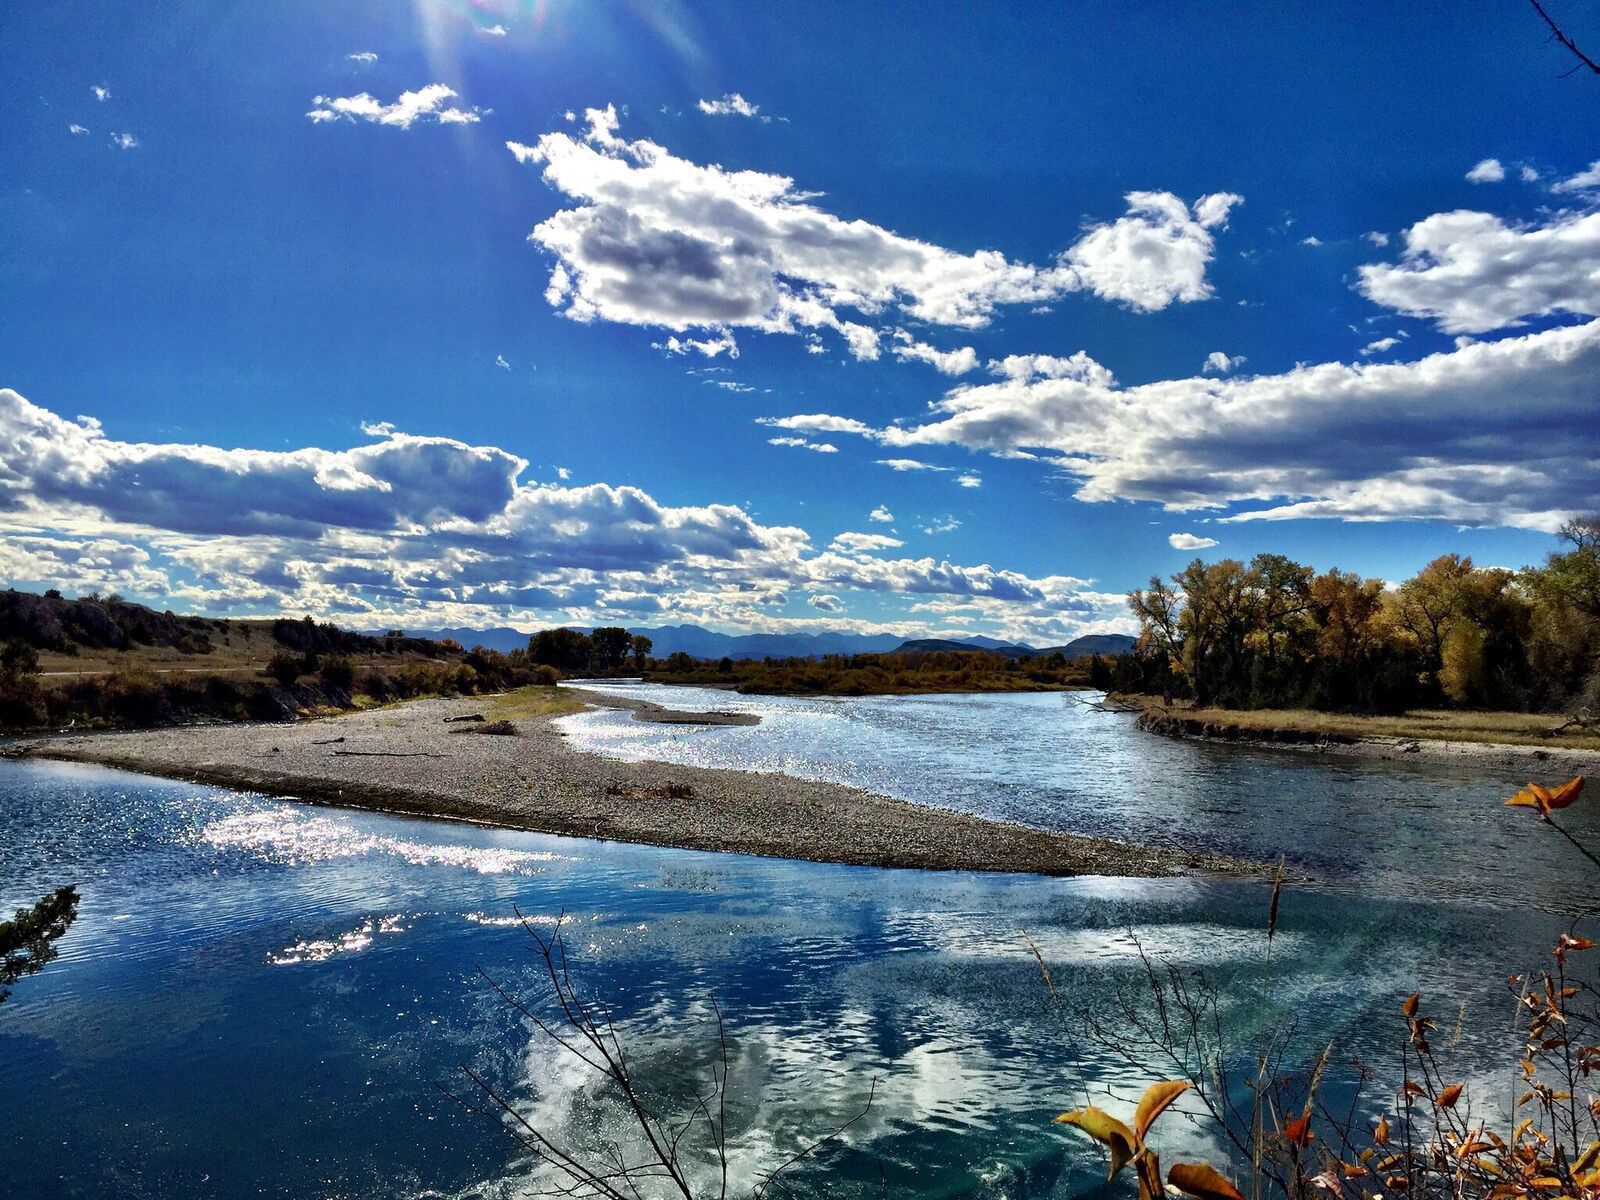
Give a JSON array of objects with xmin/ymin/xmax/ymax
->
[
  {"xmin": 4, "ymin": 685, "xmax": 1248, "ymax": 879},
  {"xmin": 1122, "ymin": 695, "xmax": 1600, "ymax": 768}
]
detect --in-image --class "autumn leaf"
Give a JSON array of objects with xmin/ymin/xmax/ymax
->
[
  {"xmin": 1403, "ymin": 993, "xmax": 1420, "ymax": 1017},
  {"xmin": 1134, "ymin": 1079, "xmax": 1191, "ymax": 1140},
  {"xmin": 1168, "ymin": 1162, "xmax": 1248, "ymax": 1200},
  {"xmin": 1284, "ymin": 1115, "xmax": 1315, "ymax": 1147},
  {"xmin": 1055, "ymin": 1107, "xmax": 1137, "ymax": 1180},
  {"xmin": 1548, "ymin": 776, "xmax": 1586, "ymax": 810},
  {"xmin": 1506, "ymin": 777, "xmax": 1584, "ymax": 817},
  {"xmin": 1373, "ymin": 1115, "xmax": 1390, "ymax": 1146},
  {"xmin": 1556, "ymin": 933, "xmax": 1597, "ymax": 962},
  {"xmin": 1436, "ymin": 1083, "xmax": 1465, "ymax": 1108}
]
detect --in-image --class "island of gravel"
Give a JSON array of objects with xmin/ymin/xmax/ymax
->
[{"xmin": 8, "ymin": 685, "xmax": 1250, "ymax": 879}]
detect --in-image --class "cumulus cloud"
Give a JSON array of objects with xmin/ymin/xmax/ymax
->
[
  {"xmin": 829, "ymin": 532, "xmax": 904, "ymax": 553},
  {"xmin": 767, "ymin": 437, "xmax": 837, "ymax": 453},
  {"xmin": 1554, "ymin": 161, "xmax": 1600, "ymax": 196},
  {"xmin": 868, "ymin": 506, "xmax": 894, "ymax": 523},
  {"xmin": 922, "ymin": 517, "xmax": 961, "ymax": 535},
  {"xmin": 1360, "ymin": 335, "xmax": 1402, "ymax": 356},
  {"xmin": 1365, "ymin": 231, "xmax": 1390, "ymax": 247},
  {"xmin": 771, "ymin": 320, "xmax": 1600, "ymax": 530},
  {"xmin": 807, "ymin": 593, "xmax": 842, "ymax": 611},
  {"xmin": 0, "ymin": 389, "xmax": 1125, "ymax": 643},
  {"xmin": 308, "ymin": 84, "xmax": 480, "ymax": 128},
  {"xmin": 1358, "ymin": 207, "xmax": 1600, "ymax": 333},
  {"xmin": 956, "ymin": 474, "xmax": 981, "ymax": 488},
  {"xmin": 505, "ymin": 106, "xmax": 1239, "ymax": 359},
  {"xmin": 889, "ymin": 331, "xmax": 979, "ymax": 375},
  {"xmin": 759, "ymin": 413, "xmax": 874, "ymax": 436},
  {"xmin": 1465, "ymin": 158, "xmax": 1506, "ymax": 183},
  {"xmin": 876, "ymin": 458, "xmax": 949, "ymax": 472},
  {"xmin": 91, "ymin": 85, "xmax": 109, "ymax": 102},
  {"xmin": 1168, "ymin": 532, "xmax": 1218, "ymax": 550},
  {"xmin": 1202, "ymin": 351, "xmax": 1245, "ymax": 374},
  {"xmin": 697, "ymin": 93, "xmax": 764, "ymax": 119},
  {"xmin": 1300, "ymin": 235, "xmax": 1323, "ymax": 246}
]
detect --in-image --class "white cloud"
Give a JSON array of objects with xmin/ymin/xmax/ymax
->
[
  {"xmin": 91, "ymin": 85, "xmax": 109, "ymax": 102},
  {"xmin": 1553, "ymin": 160, "xmax": 1600, "ymax": 195},
  {"xmin": 495, "ymin": 354, "xmax": 511, "ymax": 370},
  {"xmin": 506, "ymin": 106, "xmax": 1239, "ymax": 359},
  {"xmin": 1360, "ymin": 336, "xmax": 1401, "ymax": 356},
  {"xmin": 1202, "ymin": 351, "xmax": 1245, "ymax": 374},
  {"xmin": 876, "ymin": 458, "xmax": 950, "ymax": 472},
  {"xmin": 1364, "ymin": 231, "xmax": 1390, "ymax": 247},
  {"xmin": 1065, "ymin": 191, "xmax": 1242, "ymax": 311},
  {"xmin": 697, "ymin": 93, "xmax": 764, "ymax": 119},
  {"xmin": 1300, "ymin": 235, "xmax": 1323, "ymax": 246},
  {"xmin": 956, "ymin": 474, "xmax": 981, "ymax": 488},
  {"xmin": 69, "ymin": 123, "xmax": 88, "ymax": 136},
  {"xmin": 829, "ymin": 532, "xmax": 904, "ymax": 553},
  {"xmin": 1168, "ymin": 532, "xmax": 1218, "ymax": 550},
  {"xmin": 308, "ymin": 84, "xmax": 480, "ymax": 128},
  {"xmin": 346, "ymin": 51, "xmax": 378, "ymax": 63},
  {"xmin": 710, "ymin": 379, "xmax": 754, "ymax": 393},
  {"xmin": 868, "ymin": 506, "xmax": 894, "ymax": 523},
  {"xmin": 922, "ymin": 517, "xmax": 961, "ymax": 535},
  {"xmin": 0, "ymin": 388, "xmax": 1125, "ymax": 644},
  {"xmin": 889, "ymin": 331, "xmax": 979, "ymax": 375},
  {"xmin": 767, "ymin": 437, "xmax": 837, "ymax": 453},
  {"xmin": 1465, "ymin": 158, "xmax": 1505, "ymax": 184},
  {"xmin": 758, "ymin": 413, "xmax": 875, "ymax": 436},
  {"xmin": 482, "ymin": 24, "xmax": 508, "ymax": 36},
  {"xmin": 109, "ymin": 132, "xmax": 138, "ymax": 150},
  {"xmin": 807, "ymin": 593, "xmax": 842, "ymax": 611},
  {"xmin": 555, "ymin": 466, "xmax": 571, "ymax": 480},
  {"xmin": 779, "ymin": 319, "xmax": 1600, "ymax": 530},
  {"xmin": 653, "ymin": 331, "xmax": 739, "ymax": 358},
  {"xmin": 1359, "ymin": 207, "xmax": 1600, "ymax": 333},
  {"xmin": 1521, "ymin": 165, "xmax": 1541, "ymax": 184}
]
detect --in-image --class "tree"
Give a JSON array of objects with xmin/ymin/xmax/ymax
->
[
  {"xmin": 528, "ymin": 628, "xmax": 592, "ymax": 673},
  {"xmin": 589, "ymin": 627, "xmax": 632, "ymax": 674},
  {"xmin": 629, "ymin": 634, "xmax": 653, "ymax": 669},
  {"xmin": 1, "ymin": 886, "xmax": 79, "ymax": 1004},
  {"xmin": 0, "ymin": 638, "xmax": 40, "ymax": 683}
]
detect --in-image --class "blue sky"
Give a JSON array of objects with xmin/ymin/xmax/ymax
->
[{"xmin": 2, "ymin": 1, "xmax": 1598, "ymax": 641}]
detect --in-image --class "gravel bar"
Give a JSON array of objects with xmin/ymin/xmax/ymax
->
[{"xmin": 9, "ymin": 690, "xmax": 1253, "ymax": 879}]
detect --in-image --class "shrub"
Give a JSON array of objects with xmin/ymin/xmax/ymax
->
[
  {"xmin": 264, "ymin": 651, "xmax": 303, "ymax": 688},
  {"xmin": 319, "ymin": 655, "xmax": 355, "ymax": 692}
]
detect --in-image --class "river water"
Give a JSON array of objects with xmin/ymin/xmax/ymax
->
[{"xmin": 1, "ymin": 688, "xmax": 1590, "ymax": 1199}]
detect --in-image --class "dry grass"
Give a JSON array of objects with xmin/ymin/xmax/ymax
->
[
  {"xmin": 484, "ymin": 685, "xmax": 588, "ymax": 721},
  {"xmin": 1127, "ymin": 695, "xmax": 1600, "ymax": 751}
]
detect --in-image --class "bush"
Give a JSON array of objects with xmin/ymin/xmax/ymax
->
[
  {"xmin": 264, "ymin": 651, "xmax": 303, "ymax": 687},
  {"xmin": 319, "ymin": 655, "xmax": 355, "ymax": 692}
]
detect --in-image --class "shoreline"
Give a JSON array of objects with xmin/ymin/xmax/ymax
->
[
  {"xmin": 4, "ymin": 687, "xmax": 1251, "ymax": 880},
  {"xmin": 1122, "ymin": 696, "xmax": 1600, "ymax": 771}
]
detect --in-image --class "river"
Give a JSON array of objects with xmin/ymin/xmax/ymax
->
[{"xmin": 1, "ymin": 687, "xmax": 1588, "ymax": 1199}]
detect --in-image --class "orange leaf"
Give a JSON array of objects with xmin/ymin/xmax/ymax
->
[
  {"xmin": 1403, "ymin": 993, "xmax": 1421, "ymax": 1017},
  {"xmin": 1373, "ymin": 1115, "xmax": 1391, "ymax": 1146},
  {"xmin": 1548, "ymin": 776, "xmax": 1586, "ymax": 811},
  {"xmin": 1436, "ymin": 1083, "xmax": 1465, "ymax": 1108},
  {"xmin": 1055, "ymin": 1107, "xmax": 1137, "ymax": 1180},
  {"xmin": 1285, "ymin": 1115, "xmax": 1315, "ymax": 1147},
  {"xmin": 1168, "ymin": 1162, "xmax": 1248, "ymax": 1200},
  {"xmin": 1134, "ymin": 1080, "xmax": 1191, "ymax": 1141}
]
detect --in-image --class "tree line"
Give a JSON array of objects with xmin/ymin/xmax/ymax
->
[{"xmin": 1118, "ymin": 518, "xmax": 1600, "ymax": 714}]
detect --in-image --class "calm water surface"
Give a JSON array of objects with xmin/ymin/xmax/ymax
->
[{"xmin": 0, "ymin": 690, "xmax": 1589, "ymax": 1199}]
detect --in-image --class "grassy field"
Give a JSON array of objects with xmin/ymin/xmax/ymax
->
[{"xmin": 1122, "ymin": 695, "xmax": 1600, "ymax": 752}]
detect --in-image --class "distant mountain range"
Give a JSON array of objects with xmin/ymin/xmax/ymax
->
[{"xmin": 408, "ymin": 623, "xmax": 1136, "ymax": 661}]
